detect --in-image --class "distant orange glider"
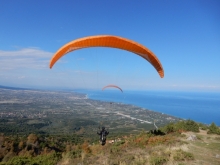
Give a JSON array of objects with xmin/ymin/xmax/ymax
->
[{"xmin": 102, "ymin": 85, "xmax": 123, "ymax": 93}]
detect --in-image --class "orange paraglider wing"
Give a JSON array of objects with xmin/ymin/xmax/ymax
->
[
  {"xmin": 102, "ymin": 85, "xmax": 123, "ymax": 93},
  {"xmin": 49, "ymin": 35, "xmax": 164, "ymax": 78}
]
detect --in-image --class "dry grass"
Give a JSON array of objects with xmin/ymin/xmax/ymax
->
[
  {"xmin": 57, "ymin": 129, "xmax": 220, "ymax": 165},
  {"xmin": 181, "ymin": 130, "xmax": 220, "ymax": 165}
]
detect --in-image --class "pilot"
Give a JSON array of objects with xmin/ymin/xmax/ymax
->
[{"xmin": 97, "ymin": 127, "xmax": 109, "ymax": 145}]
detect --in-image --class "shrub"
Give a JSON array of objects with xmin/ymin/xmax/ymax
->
[
  {"xmin": 27, "ymin": 134, "xmax": 38, "ymax": 144},
  {"xmin": 66, "ymin": 149, "xmax": 82, "ymax": 159},
  {"xmin": 81, "ymin": 142, "xmax": 91, "ymax": 154},
  {"xmin": 110, "ymin": 145, "xmax": 120, "ymax": 154},
  {"xmin": 162, "ymin": 120, "xmax": 199, "ymax": 133},
  {"xmin": 0, "ymin": 156, "xmax": 31, "ymax": 165},
  {"xmin": 207, "ymin": 122, "xmax": 220, "ymax": 135},
  {"xmin": 164, "ymin": 123, "xmax": 175, "ymax": 133},
  {"xmin": 0, "ymin": 153, "xmax": 61, "ymax": 165},
  {"xmin": 149, "ymin": 156, "xmax": 168, "ymax": 165},
  {"xmin": 31, "ymin": 152, "xmax": 61, "ymax": 165},
  {"xmin": 185, "ymin": 120, "xmax": 199, "ymax": 132},
  {"xmin": 173, "ymin": 149, "xmax": 194, "ymax": 161},
  {"xmin": 198, "ymin": 123, "xmax": 208, "ymax": 130}
]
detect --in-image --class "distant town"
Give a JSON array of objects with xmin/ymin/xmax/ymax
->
[{"xmin": 0, "ymin": 87, "xmax": 181, "ymax": 137}]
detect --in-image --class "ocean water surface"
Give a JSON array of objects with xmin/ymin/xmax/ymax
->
[{"xmin": 74, "ymin": 90, "xmax": 220, "ymax": 126}]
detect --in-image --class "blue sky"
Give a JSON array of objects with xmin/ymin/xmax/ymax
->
[{"xmin": 0, "ymin": 0, "xmax": 220, "ymax": 92}]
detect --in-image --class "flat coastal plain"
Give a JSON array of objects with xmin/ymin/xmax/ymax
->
[{"xmin": 0, "ymin": 88, "xmax": 180, "ymax": 137}]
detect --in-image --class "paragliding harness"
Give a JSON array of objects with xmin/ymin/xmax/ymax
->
[{"xmin": 97, "ymin": 127, "xmax": 109, "ymax": 145}]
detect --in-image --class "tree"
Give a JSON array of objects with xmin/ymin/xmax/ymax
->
[
  {"xmin": 208, "ymin": 122, "xmax": 220, "ymax": 135},
  {"xmin": 185, "ymin": 120, "xmax": 199, "ymax": 132}
]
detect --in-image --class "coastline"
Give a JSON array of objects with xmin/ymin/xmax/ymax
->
[{"xmin": 76, "ymin": 90, "xmax": 220, "ymax": 126}]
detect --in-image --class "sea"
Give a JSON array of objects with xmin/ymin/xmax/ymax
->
[{"xmin": 73, "ymin": 89, "xmax": 220, "ymax": 126}]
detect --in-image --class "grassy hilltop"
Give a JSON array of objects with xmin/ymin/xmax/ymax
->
[{"xmin": 0, "ymin": 121, "xmax": 220, "ymax": 165}]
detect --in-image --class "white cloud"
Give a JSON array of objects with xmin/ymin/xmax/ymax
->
[{"xmin": 0, "ymin": 48, "xmax": 53, "ymax": 70}]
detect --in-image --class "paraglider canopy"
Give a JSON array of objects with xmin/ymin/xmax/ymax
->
[
  {"xmin": 102, "ymin": 85, "xmax": 123, "ymax": 93},
  {"xmin": 49, "ymin": 35, "xmax": 164, "ymax": 78}
]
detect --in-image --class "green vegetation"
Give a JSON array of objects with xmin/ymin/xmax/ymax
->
[
  {"xmin": 198, "ymin": 123, "xmax": 209, "ymax": 130},
  {"xmin": 0, "ymin": 153, "xmax": 61, "ymax": 165},
  {"xmin": 173, "ymin": 149, "xmax": 194, "ymax": 161},
  {"xmin": 149, "ymin": 156, "xmax": 168, "ymax": 165},
  {"xmin": 0, "ymin": 121, "xmax": 220, "ymax": 164},
  {"xmin": 207, "ymin": 122, "xmax": 220, "ymax": 135},
  {"xmin": 161, "ymin": 119, "xmax": 199, "ymax": 133}
]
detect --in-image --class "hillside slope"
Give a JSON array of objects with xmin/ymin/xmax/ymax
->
[{"xmin": 1, "ymin": 129, "xmax": 219, "ymax": 165}]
